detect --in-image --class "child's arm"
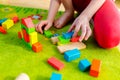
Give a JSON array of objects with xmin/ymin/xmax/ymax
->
[
  {"xmin": 36, "ymin": 0, "xmax": 61, "ymax": 34},
  {"xmin": 68, "ymin": 0, "xmax": 105, "ymax": 41}
]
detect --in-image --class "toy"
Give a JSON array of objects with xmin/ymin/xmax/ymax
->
[
  {"xmin": 70, "ymin": 36, "xmax": 80, "ymax": 42},
  {"xmin": 18, "ymin": 18, "xmax": 42, "ymax": 52},
  {"xmin": 78, "ymin": 59, "xmax": 91, "ymax": 71},
  {"xmin": 0, "ymin": 18, "xmax": 7, "ymax": 26},
  {"xmin": 44, "ymin": 30, "xmax": 53, "ymax": 38},
  {"xmin": 15, "ymin": 73, "xmax": 30, "ymax": 80},
  {"xmin": 64, "ymin": 49, "xmax": 80, "ymax": 62},
  {"xmin": 58, "ymin": 36, "xmax": 70, "ymax": 44},
  {"xmin": 57, "ymin": 42, "xmax": 86, "ymax": 53},
  {"xmin": 0, "ymin": 27, "xmax": 7, "ymax": 34},
  {"xmin": 89, "ymin": 59, "xmax": 102, "ymax": 77},
  {"xmin": 50, "ymin": 72, "xmax": 62, "ymax": 80},
  {"xmin": 32, "ymin": 42, "xmax": 42, "ymax": 52},
  {"xmin": 2, "ymin": 19, "xmax": 14, "ymax": 30},
  {"xmin": 47, "ymin": 57, "xmax": 64, "ymax": 70},
  {"xmin": 51, "ymin": 36, "xmax": 59, "ymax": 45},
  {"xmin": 62, "ymin": 31, "xmax": 74, "ymax": 39},
  {"xmin": 12, "ymin": 16, "xmax": 19, "ymax": 23}
]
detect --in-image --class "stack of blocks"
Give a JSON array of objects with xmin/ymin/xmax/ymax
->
[
  {"xmin": 64, "ymin": 49, "xmax": 80, "ymax": 62},
  {"xmin": 18, "ymin": 17, "xmax": 42, "ymax": 52},
  {"xmin": 50, "ymin": 72, "xmax": 62, "ymax": 80}
]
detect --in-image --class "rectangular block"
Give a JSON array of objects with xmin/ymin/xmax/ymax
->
[
  {"xmin": 47, "ymin": 57, "xmax": 64, "ymax": 70},
  {"xmin": 62, "ymin": 31, "xmax": 74, "ymax": 39},
  {"xmin": 70, "ymin": 36, "xmax": 80, "ymax": 42},
  {"xmin": 21, "ymin": 38, "xmax": 32, "ymax": 49},
  {"xmin": 58, "ymin": 36, "xmax": 70, "ymax": 44},
  {"xmin": 21, "ymin": 18, "xmax": 34, "ymax": 28},
  {"xmin": 2, "ymin": 19, "xmax": 14, "ymax": 30},
  {"xmin": 51, "ymin": 36, "xmax": 59, "ymax": 44},
  {"xmin": 57, "ymin": 42, "xmax": 86, "ymax": 53},
  {"xmin": 78, "ymin": 59, "xmax": 91, "ymax": 71},
  {"xmin": 64, "ymin": 49, "xmax": 80, "ymax": 62},
  {"xmin": 29, "ymin": 32, "xmax": 38, "ymax": 45},
  {"xmin": 50, "ymin": 72, "xmax": 62, "ymax": 80},
  {"xmin": 44, "ymin": 30, "xmax": 53, "ymax": 38},
  {"xmin": 0, "ymin": 27, "xmax": 7, "ymax": 34},
  {"xmin": 12, "ymin": 16, "xmax": 19, "ymax": 23},
  {"xmin": 21, "ymin": 24, "xmax": 35, "ymax": 34},
  {"xmin": 89, "ymin": 59, "xmax": 101, "ymax": 77},
  {"xmin": 18, "ymin": 31, "xmax": 22, "ymax": 39},
  {"xmin": 32, "ymin": 42, "xmax": 42, "ymax": 52},
  {"xmin": 0, "ymin": 18, "xmax": 7, "ymax": 26},
  {"xmin": 22, "ymin": 29, "xmax": 30, "ymax": 42}
]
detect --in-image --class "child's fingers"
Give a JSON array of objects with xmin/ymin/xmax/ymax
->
[
  {"xmin": 72, "ymin": 24, "xmax": 80, "ymax": 37},
  {"xmin": 37, "ymin": 21, "xmax": 47, "ymax": 34},
  {"xmin": 68, "ymin": 23, "xmax": 75, "ymax": 32},
  {"xmin": 84, "ymin": 27, "xmax": 92, "ymax": 41},
  {"xmin": 79, "ymin": 25, "xmax": 86, "ymax": 42},
  {"xmin": 44, "ymin": 23, "xmax": 51, "ymax": 30}
]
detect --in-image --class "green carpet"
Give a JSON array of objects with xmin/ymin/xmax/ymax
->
[{"xmin": 0, "ymin": 4, "xmax": 120, "ymax": 80}]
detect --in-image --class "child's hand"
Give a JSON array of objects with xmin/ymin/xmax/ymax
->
[
  {"xmin": 68, "ymin": 15, "xmax": 92, "ymax": 42},
  {"xmin": 36, "ymin": 20, "xmax": 52, "ymax": 34}
]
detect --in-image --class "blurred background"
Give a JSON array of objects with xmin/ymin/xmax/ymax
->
[{"xmin": 0, "ymin": 0, "xmax": 120, "ymax": 11}]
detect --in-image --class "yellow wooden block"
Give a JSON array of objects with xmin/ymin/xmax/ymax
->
[
  {"xmin": 29, "ymin": 32, "xmax": 38, "ymax": 45},
  {"xmin": 2, "ymin": 19, "xmax": 14, "ymax": 30}
]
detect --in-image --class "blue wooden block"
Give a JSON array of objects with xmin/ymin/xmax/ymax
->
[
  {"xmin": 50, "ymin": 72, "xmax": 62, "ymax": 80},
  {"xmin": 64, "ymin": 49, "xmax": 80, "ymax": 62},
  {"xmin": 78, "ymin": 59, "xmax": 91, "ymax": 71},
  {"xmin": 0, "ymin": 18, "xmax": 8, "ymax": 26},
  {"xmin": 62, "ymin": 31, "xmax": 74, "ymax": 39},
  {"xmin": 53, "ymin": 33, "xmax": 59, "ymax": 37}
]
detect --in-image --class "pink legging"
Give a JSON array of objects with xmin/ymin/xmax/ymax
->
[{"xmin": 72, "ymin": 0, "xmax": 120, "ymax": 48}]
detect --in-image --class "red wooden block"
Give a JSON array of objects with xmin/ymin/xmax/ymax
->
[
  {"xmin": 22, "ymin": 29, "xmax": 30, "ymax": 42},
  {"xmin": 70, "ymin": 36, "xmax": 80, "ymax": 42},
  {"xmin": 18, "ymin": 31, "xmax": 22, "ymax": 39},
  {"xmin": 48, "ymin": 57, "xmax": 64, "ymax": 70},
  {"xmin": 0, "ymin": 27, "xmax": 7, "ymax": 34},
  {"xmin": 89, "ymin": 59, "xmax": 101, "ymax": 77},
  {"xmin": 32, "ymin": 42, "xmax": 42, "ymax": 52},
  {"xmin": 12, "ymin": 16, "xmax": 19, "ymax": 23},
  {"xmin": 21, "ymin": 18, "xmax": 34, "ymax": 28}
]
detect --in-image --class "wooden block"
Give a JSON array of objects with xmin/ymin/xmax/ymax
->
[
  {"xmin": 57, "ymin": 42, "xmax": 86, "ymax": 53},
  {"xmin": 21, "ymin": 18, "xmax": 34, "ymax": 28},
  {"xmin": 70, "ymin": 36, "xmax": 80, "ymax": 42},
  {"xmin": 47, "ymin": 57, "xmax": 64, "ymax": 70},
  {"xmin": 32, "ymin": 42, "xmax": 42, "ymax": 52},
  {"xmin": 18, "ymin": 31, "xmax": 22, "ymax": 39},
  {"xmin": 51, "ymin": 36, "xmax": 59, "ymax": 44},
  {"xmin": 12, "ymin": 16, "xmax": 19, "ymax": 23},
  {"xmin": 29, "ymin": 32, "xmax": 38, "ymax": 45},
  {"xmin": 22, "ymin": 29, "xmax": 30, "ymax": 42},
  {"xmin": 2, "ymin": 19, "xmax": 14, "ymax": 30},
  {"xmin": 50, "ymin": 72, "xmax": 62, "ymax": 80},
  {"xmin": 0, "ymin": 27, "xmax": 7, "ymax": 34},
  {"xmin": 89, "ymin": 59, "xmax": 101, "ymax": 77}
]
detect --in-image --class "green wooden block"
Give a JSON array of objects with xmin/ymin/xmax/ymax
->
[
  {"xmin": 21, "ymin": 38, "xmax": 32, "ymax": 49},
  {"xmin": 21, "ymin": 24, "xmax": 35, "ymax": 34},
  {"xmin": 44, "ymin": 30, "xmax": 53, "ymax": 38},
  {"xmin": 58, "ymin": 36, "xmax": 70, "ymax": 44}
]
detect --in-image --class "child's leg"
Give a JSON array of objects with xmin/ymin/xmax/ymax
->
[
  {"xmin": 54, "ymin": 0, "xmax": 74, "ymax": 28},
  {"xmin": 93, "ymin": 0, "xmax": 120, "ymax": 48}
]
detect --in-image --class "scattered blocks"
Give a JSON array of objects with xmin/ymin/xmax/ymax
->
[
  {"xmin": 52, "ymin": 33, "xmax": 59, "ymax": 37},
  {"xmin": 89, "ymin": 59, "xmax": 102, "ymax": 77},
  {"xmin": 47, "ymin": 57, "xmax": 64, "ymax": 70},
  {"xmin": 58, "ymin": 36, "xmax": 70, "ymax": 44},
  {"xmin": 44, "ymin": 30, "xmax": 53, "ymax": 38},
  {"xmin": 57, "ymin": 42, "xmax": 86, "ymax": 53},
  {"xmin": 32, "ymin": 42, "xmax": 42, "ymax": 52},
  {"xmin": 64, "ymin": 49, "xmax": 80, "ymax": 62},
  {"xmin": 15, "ymin": 73, "xmax": 30, "ymax": 80},
  {"xmin": 70, "ymin": 36, "xmax": 80, "ymax": 42},
  {"xmin": 78, "ymin": 59, "xmax": 91, "ymax": 71},
  {"xmin": 0, "ymin": 27, "xmax": 7, "ymax": 34},
  {"xmin": 22, "ymin": 29, "xmax": 30, "ymax": 42},
  {"xmin": 2, "ymin": 19, "xmax": 14, "ymax": 30},
  {"xmin": 51, "ymin": 36, "xmax": 59, "ymax": 45},
  {"xmin": 50, "ymin": 72, "xmax": 62, "ymax": 80},
  {"xmin": 21, "ymin": 18, "xmax": 34, "ymax": 28},
  {"xmin": 62, "ymin": 31, "xmax": 74, "ymax": 39}
]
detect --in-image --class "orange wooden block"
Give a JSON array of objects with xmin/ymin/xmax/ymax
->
[
  {"xmin": 32, "ymin": 42, "xmax": 42, "ymax": 52},
  {"xmin": 22, "ymin": 29, "xmax": 30, "ymax": 42},
  {"xmin": 0, "ymin": 27, "xmax": 7, "ymax": 34},
  {"xmin": 89, "ymin": 59, "xmax": 101, "ymax": 77},
  {"xmin": 18, "ymin": 31, "xmax": 22, "ymax": 39}
]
